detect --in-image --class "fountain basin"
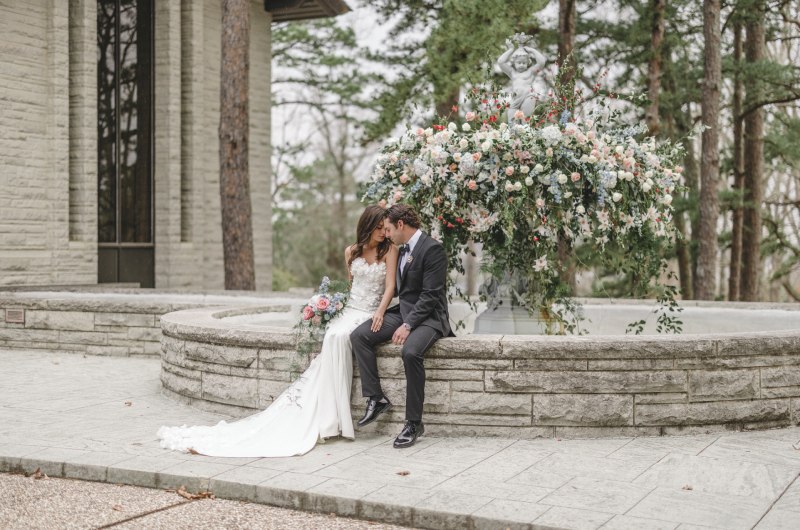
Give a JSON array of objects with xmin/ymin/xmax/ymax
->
[{"xmin": 160, "ymin": 300, "xmax": 800, "ymax": 438}]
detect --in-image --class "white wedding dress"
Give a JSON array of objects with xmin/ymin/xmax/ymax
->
[{"xmin": 157, "ymin": 257, "xmax": 386, "ymax": 457}]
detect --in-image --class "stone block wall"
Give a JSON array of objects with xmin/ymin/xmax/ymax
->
[
  {"xmin": 155, "ymin": 0, "xmax": 273, "ymax": 291},
  {"xmin": 159, "ymin": 306, "xmax": 800, "ymax": 438},
  {"xmin": 0, "ymin": 0, "xmax": 97, "ymax": 286},
  {"xmin": 0, "ymin": 302, "xmax": 164, "ymax": 356}
]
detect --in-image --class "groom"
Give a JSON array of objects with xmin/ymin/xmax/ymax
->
[{"xmin": 350, "ymin": 204, "xmax": 452, "ymax": 448}]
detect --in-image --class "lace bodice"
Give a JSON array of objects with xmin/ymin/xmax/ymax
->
[{"xmin": 348, "ymin": 257, "xmax": 386, "ymax": 313}]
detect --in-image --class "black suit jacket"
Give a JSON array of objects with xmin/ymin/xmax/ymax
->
[{"xmin": 393, "ymin": 232, "xmax": 453, "ymax": 337}]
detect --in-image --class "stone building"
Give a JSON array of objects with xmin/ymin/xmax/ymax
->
[{"xmin": 0, "ymin": 0, "xmax": 347, "ymax": 289}]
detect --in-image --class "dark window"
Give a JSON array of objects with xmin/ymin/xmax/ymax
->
[{"xmin": 97, "ymin": 0, "xmax": 154, "ymax": 286}]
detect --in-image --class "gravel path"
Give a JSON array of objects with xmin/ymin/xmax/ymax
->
[{"xmin": 1, "ymin": 472, "xmax": 409, "ymax": 530}]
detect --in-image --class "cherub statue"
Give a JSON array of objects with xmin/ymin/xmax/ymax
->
[{"xmin": 496, "ymin": 33, "xmax": 547, "ymax": 122}]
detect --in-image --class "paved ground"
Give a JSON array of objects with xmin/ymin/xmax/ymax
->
[{"xmin": 2, "ymin": 349, "xmax": 800, "ymax": 530}]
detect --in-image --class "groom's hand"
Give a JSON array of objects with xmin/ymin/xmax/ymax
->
[{"xmin": 392, "ymin": 325, "xmax": 410, "ymax": 345}]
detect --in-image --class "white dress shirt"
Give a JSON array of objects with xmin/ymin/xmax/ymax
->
[{"xmin": 399, "ymin": 229, "xmax": 422, "ymax": 276}]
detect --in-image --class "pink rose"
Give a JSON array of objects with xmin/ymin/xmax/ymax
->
[
  {"xmin": 416, "ymin": 127, "xmax": 424, "ymax": 136},
  {"xmin": 505, "ymin": 167, "xmax": 514, "ymax": 176},
  {"xmin": 316, "ymin": 298, "xmax": 330, "ymax": 311},
  {"xmin": 302, "ymin": 306, "xmax": 315, "ymax": 320},
  {"xmin": 399, "ymin": 174, "xmax": 409, "ymax": 184},
  {"xmin": 472, "ymin": 152, "xmax": 482, "ymax": 161},
  {"xmin": 394, "ymin": 191, "xmax": 403, "ymax": 201},
  {"xmin": 465, "ymin": 111, "xmax": 477, "ymax": 121},
  {"xmin": 571, "ymin": 172, "xmax": 581, "ymax": 182},
  {"xmin": 467, "ymin": 180, "xmax": 477, "ymax": 191}
]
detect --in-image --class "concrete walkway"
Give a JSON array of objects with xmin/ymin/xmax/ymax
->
[{"xmin": 2, "ymin": 349, "xmax": 800, "ymax": 530}]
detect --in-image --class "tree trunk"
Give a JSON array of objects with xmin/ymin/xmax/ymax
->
[
  {"xmin": 695, "ymin": 0, "xmax": 722, "ymax": 300},
  {"xmin": 741, "ymin": 2, "xmax": 766, "ymax": 301},
  {"xmin": 219, "ymin": 0, "xmax": 255, "ymax": 290},
  {"xmin": 645, "ymin": 0, "xmax": 666, "ymax": 136},
  {"xmin": 674, "ymin": 211, "xmax": 693, "ymax": 300},
  {"xmin": 558, "ymin": 0, "xmax": 577, "ymax": 88},
  {"xmin": 728, "ymin": 19, "xmax": 745, "ymax": 300},
  {"xmin": 557, "ymin": 0, "xmax": 577, "ymax": 293},
  {"xmin": 435, "ymin": 86, "xmax": 460, "ymax": 119},
  {"xmin": 682, "ymin": 128, "xmax": 699, "ymax": 299}
]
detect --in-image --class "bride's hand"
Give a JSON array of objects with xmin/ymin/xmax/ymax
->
[{"xmin": 371, "ymin": 311, "xmax": 385, "ymax": 332}]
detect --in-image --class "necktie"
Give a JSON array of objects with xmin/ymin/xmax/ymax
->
[{"xmin": 399, "ymin": 244, "xmax": 410, "ymax": 276}]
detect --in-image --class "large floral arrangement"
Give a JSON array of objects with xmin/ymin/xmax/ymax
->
[
  {"xmin": 295, "ymin": 276, "xmax": 349, "ymax": 353},
  {"xmin": 363, "ymin": 77, "xmax": 684, "ymax": 333}
]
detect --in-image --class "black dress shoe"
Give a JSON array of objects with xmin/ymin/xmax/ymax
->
[
  {"xmin": 357, "ymin": 398, "xmax": 391, "ymax": 427},
  {"xmin": 393, "ymin": 421, "xmax": 424, "ymax": 448}
]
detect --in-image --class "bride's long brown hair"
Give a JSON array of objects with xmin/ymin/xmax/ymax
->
[{"xmin": 348, "ymin": 205, "xmax": 391, "ymax": 269}]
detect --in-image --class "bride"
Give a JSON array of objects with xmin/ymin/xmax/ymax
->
[{"xmin": 157, "ymin": 205, "xmax": 398, "ymax": 457}]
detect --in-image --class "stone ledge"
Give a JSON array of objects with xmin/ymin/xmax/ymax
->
[{"xmin": 159, "ymin": 305, "xmax": 800, "ymax": 438}]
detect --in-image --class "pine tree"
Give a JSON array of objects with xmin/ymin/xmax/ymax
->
[{"xmin": 219, "ymin": 0, "xmax": 255, "ymax": 290}]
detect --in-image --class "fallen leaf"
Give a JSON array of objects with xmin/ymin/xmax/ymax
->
[
  {"xmin": 187, "ymin": 448, "xmax": 200, "ymax": 455},
  {"xmin": 30, "ymin": 467, "xmax": 48, "ymax": 480},
  {"xmin": 112, "ymin": 505, "xmax": 124, "ymax": 512},
  {"xmin": 396, "ymin": 470, "xmax": 410, "ymax": 476},
  {"xmin": 124, "ymin": 401, "xmax": 132, "ymax": 406},
  {"xmin": 682, "ymin": 484, "xmax": 693, "ymax": 490},
  {"xmin": 175, "ymin": 485, "xmax": 215, "ymax": 500}
]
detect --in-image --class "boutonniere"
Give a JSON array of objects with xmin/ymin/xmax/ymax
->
[{"xmin": 406, "ymin": 255, "xmax": 414, "ymax": 265}]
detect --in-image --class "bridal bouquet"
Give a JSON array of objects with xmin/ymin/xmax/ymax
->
[{"xmin": 295, "ymin": 276, "xmax": 349, "ymax": 354}]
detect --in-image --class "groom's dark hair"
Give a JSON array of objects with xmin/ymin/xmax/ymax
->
[{"xmin": 386, "ymin": 204, "xmax": 420, "ymax": 229}]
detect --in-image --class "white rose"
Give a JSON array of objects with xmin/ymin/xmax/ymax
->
[
  {"xmin": 525, "ymin": 176, "xmax": 534, "ymax": 186},
  {"xmin": 514, "ymin": 182, "xmax": 523, "ymax": 191},
  {"xmin": 424, "ymin": 128, "xmax": 433, "ymax": 136},
  {"xmin": 448, "ymin": 122, "xmax": 457, "ymax": 132},
  {"xmin": 557, "ymin": 174, "xmax": 568, "ymax": 185},
  {"xmin": 481, "ymin": 141, "xmax": 492, "ymax": 152},
  {"xmin": 459, "ymin": 138, "xmax": 469, "ymax": 149},
  {"xmin": 462, "ymin": 123, "xmax": 471, "ymax": 132},
  {"xmin": 564, "ymin": 191, "xmax": 573, "ymax": 198},
  {"xmin": 615, "ymin": 145, "xmax": 624, "ymax": 155},
  {"xmin": 453, "ymin": 153, "xmax": 462, "ymax": 162},
  {"xmin": 642, "ymin": 182, "xmax": 652, "ymax": 192},
  {"xmin": 505, "ymin": 181, "xmax": 515, "ymax": 192},
  {"xmin": 588, "ymin": 155, "xmax": 597, "ymax": 163},
  {"xmin": 612, "ymin": 192, "xmax": 623, "ymax": 203},
  {"xmin": 576, "ymin": 205, "xmax": 586, "ymax": 214},
  {"xmin": 499, "ymin": 123, "xmax": 508, "ymax": 131},
  {"xmin": 661, "ymin": 194, "xmax": 673, "ymax": 206},
  {"xmin": 534, "ymin": 164, "xmax": 544, "ymax": 173},
  {"xmin": 520, "ymin": 165, "xmax": 530, "ymax": 174}
]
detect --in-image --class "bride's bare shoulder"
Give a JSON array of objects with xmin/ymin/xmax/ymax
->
[{"xmin": 344, "ymin": 244, "xmax": 356, "ymax": 260}]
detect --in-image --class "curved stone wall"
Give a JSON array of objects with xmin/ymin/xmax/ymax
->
[{"xmin": 160, "ymin": 306, "xmax": 800, "ymax": 438}]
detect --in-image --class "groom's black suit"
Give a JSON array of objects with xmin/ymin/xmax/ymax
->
[{"xmin": 351, "ymin": 231, "xmax": 452, "ymax": 422}]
